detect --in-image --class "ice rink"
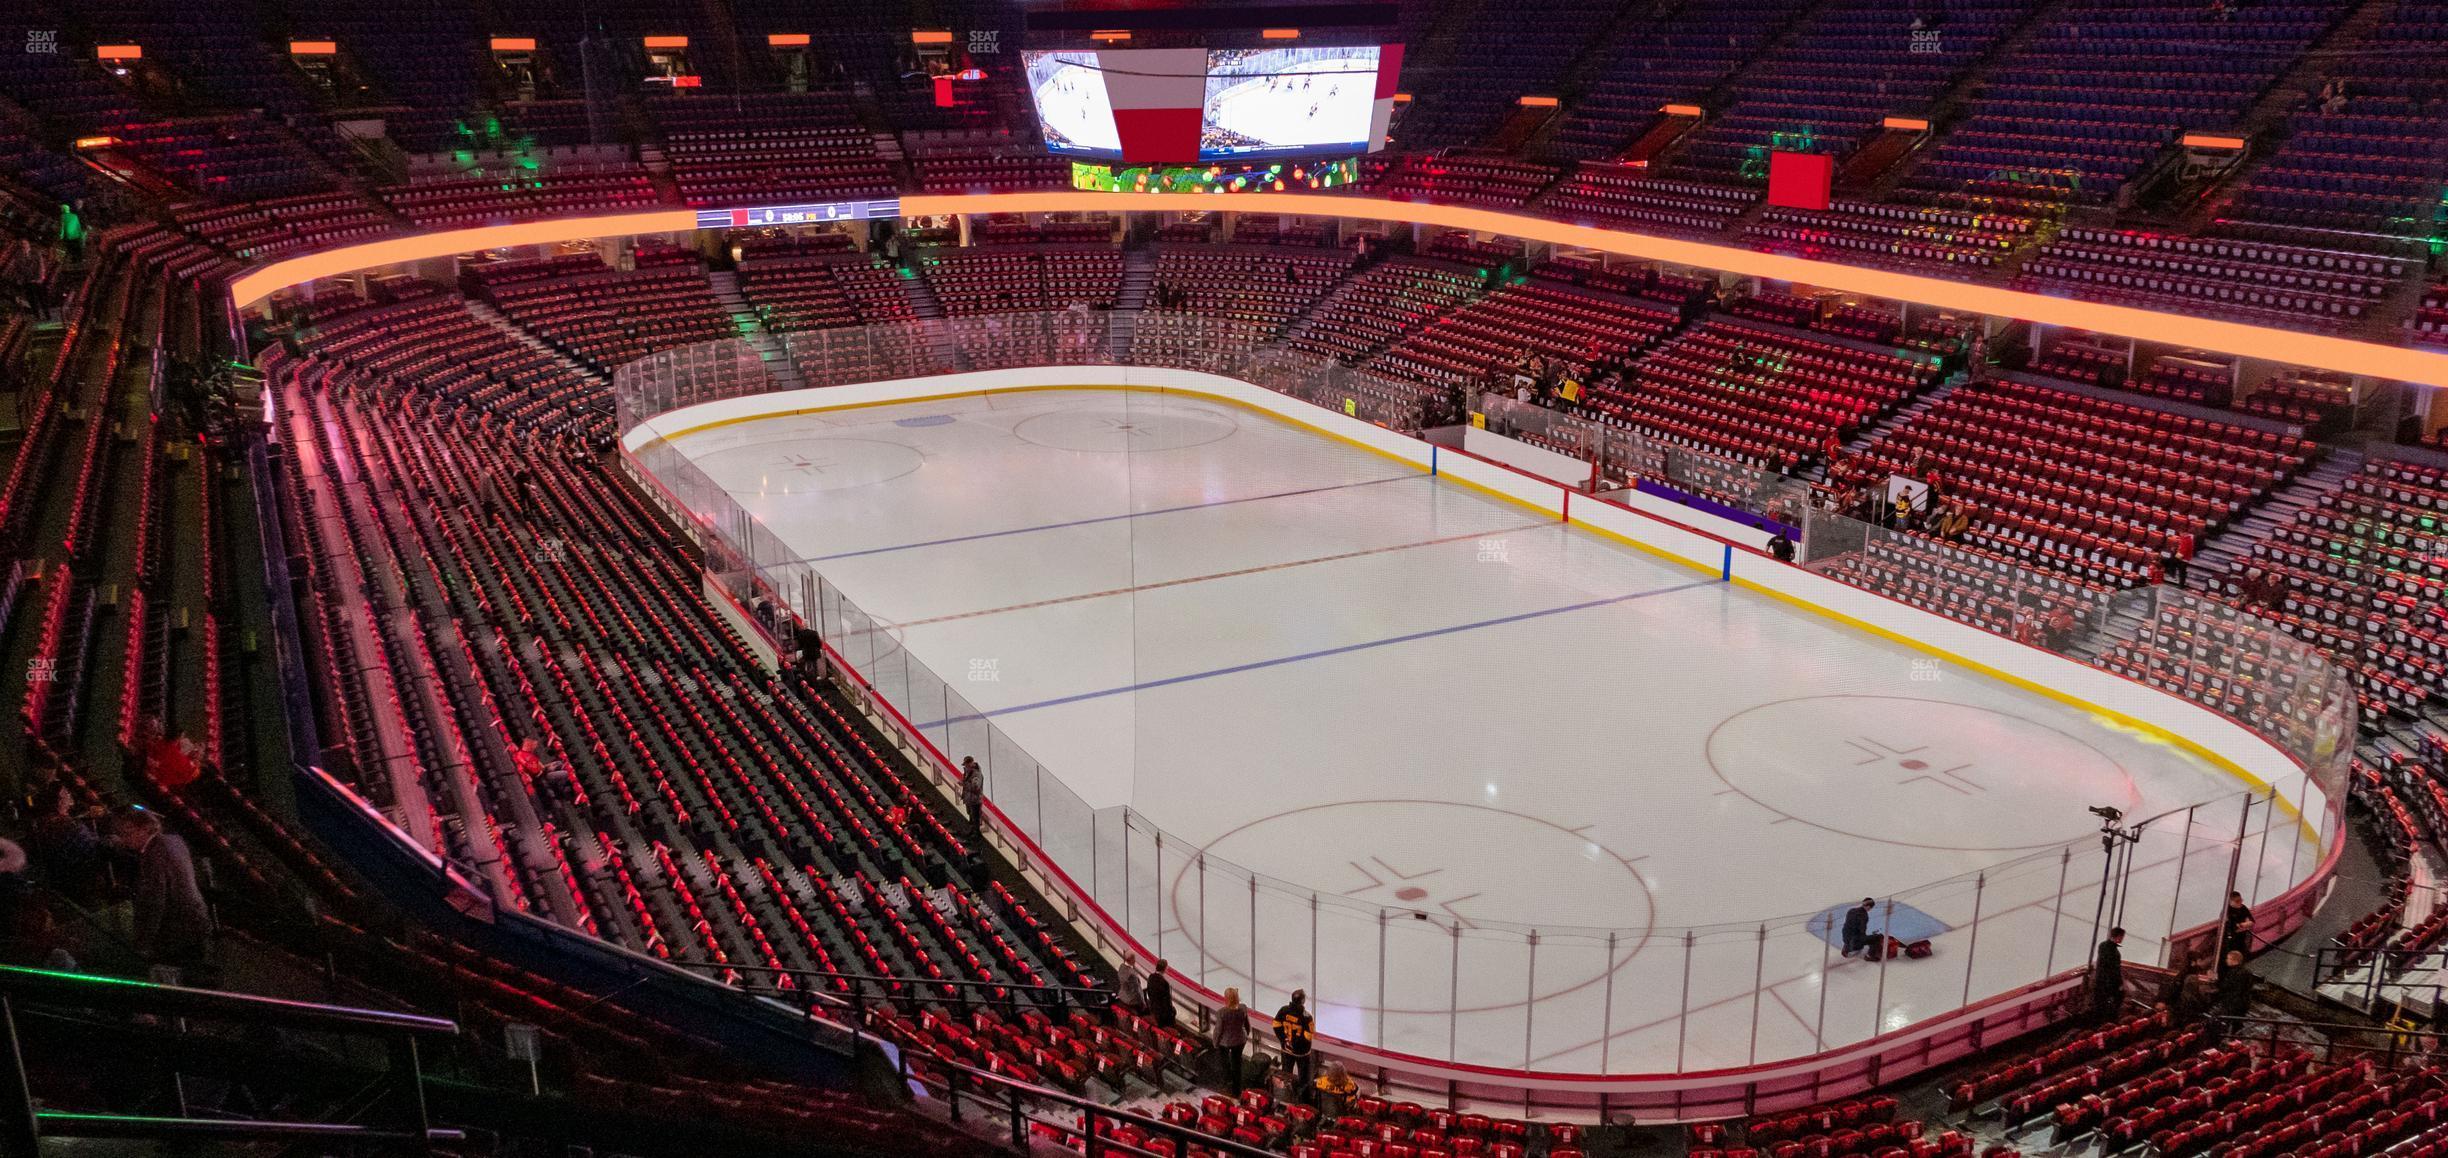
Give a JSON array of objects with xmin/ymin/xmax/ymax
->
[{"xmin": 657, "ymin": 388, "xmax": 2322, "ymax": 1075}]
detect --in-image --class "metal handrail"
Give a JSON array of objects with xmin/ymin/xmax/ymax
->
[
  {"xmin": 2307, "ymin": 943, "xmax": 2448, "ymax": 1016},
  {"xmin": 2209, "ymin": 1012, "xmax": 2448, "ymax": 1069},
  {"xmin": 0, "ymin": 965, "xmax": 458, "ymax": 1036},
  {"xmin": 0, "ymin": 965, "xmax": 455, "ymax": 1154},
  {"xmin": 31, "ymin": 1112, "xmax": 466, "ymax": 1143}
]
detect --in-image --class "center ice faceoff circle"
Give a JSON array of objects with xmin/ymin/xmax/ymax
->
[
  {"xmin": 1012, "ymin": 402, "xmax": 1241, "ymax": 452},
  {"xmin": 1707, "ymin": 694, "xmax": 2144, "ymax": 851}
]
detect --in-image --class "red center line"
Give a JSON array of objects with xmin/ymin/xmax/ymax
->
[
  {"xmin": 888, "ymin": 520, "xmax": 1559, "ymax": 630},
  {"xmin": 1767, "ymin": 984, "xmax": 1817, "ymax": 1039}
]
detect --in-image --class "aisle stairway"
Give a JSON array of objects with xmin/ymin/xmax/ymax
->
[
  {"xmin": 1816, "ymin": 376, "xmax": 1968, "ymax": 480},
  {"xmin": 709, "ymin": 270, "xmax": 810, "ymax": 393},
  {"xmin": 2183, "ymin": 447, "xmax": 2363, "ymax": 588},
  {"xmin": 1109, "ymin": 244, "xmax": 1157, "ymax": 360}
]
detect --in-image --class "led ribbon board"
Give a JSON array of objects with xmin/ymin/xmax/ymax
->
[{"xmin": 695, "ymin": 200, "xmax": 904, "ymax": 228}]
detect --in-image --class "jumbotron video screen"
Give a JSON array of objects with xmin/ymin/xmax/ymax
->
[
  {"xmin": 1023, "ymin": 44, "xmax": 1397, "ymax": 164},
  {"xmin": 1200, "ymin": 47, "xmax": 1381, "ymax": 157}
]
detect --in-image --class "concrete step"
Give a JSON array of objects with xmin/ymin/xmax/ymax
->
[{"xmin": 2184, "ymin": 446, "xmax": 2364, "ymax": 574}]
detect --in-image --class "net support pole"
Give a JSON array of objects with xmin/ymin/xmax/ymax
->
[
  {"xmin": 1748, "ymin": 924, "xmax": 1767, "ymax": 1065},
  {"xmin": 1961, "ymin": 873, "xmax": 1985, "ymax": 1006},
  {"xmin": 2046, "ymin": 846, "xmax": 2071, "ymax": 979},
  {"xmin": 2166, "ymin": 805, "xmax": 2197, "ymax": 964},
  {"xmin": 1872, "ymin": 898, "xmax": 1895, "ymax": 1039},
  {"xmin": 1676, "ymin": 932, "xmax": 1695, "ymax": 1073},
  {"xmin": 2250, "ymin": 787, "xmax": 2275, "ymax": 905},
  {"xmin": 1813, "ymin": 931, "xmax": 1831, "ymax": 1054},
  {"xmin": 2223, "ymin": 791, "xmax": 2251, "ymax": 904},
  {"xmin": 1378, "ymin": 910, "xmax": 1390, "ymax": 1049},
  {"xmin": 1523, "ymin": 930, "xmax": 1539, "ymax": 1073},
  {"xmin": 1449, "ymin": 922, "xmax": 1462, "ymax": 1065},
  {"xmin": 1600, "ymin": 930, "xmax": 1617, "ymax": 1074}
]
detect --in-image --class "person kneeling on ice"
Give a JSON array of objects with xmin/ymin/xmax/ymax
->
[{"xmin": 1841, "ymin": 898, "xmax": 1876, "ymax": 957}]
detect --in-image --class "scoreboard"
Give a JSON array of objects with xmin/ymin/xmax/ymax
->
[
  {"xmin": 1019, "ymin": 0, "xmax": 1402, "ymax": 165},
  {"xmin": 694, "ymin": 200, "xmax": 903, "ymax": 229}
]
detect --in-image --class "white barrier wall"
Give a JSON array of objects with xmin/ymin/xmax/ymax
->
[
  {"xmin": 1462, "ymin": 426, "xmax": 1594, "ymax": 488},
  {"xmin": 630, "ymin": 364, "xmax": 2333, "ymax": 845},
  {"xmin": 1608, "ymin": 484, "xmax": 1783, "ymax": 554}
]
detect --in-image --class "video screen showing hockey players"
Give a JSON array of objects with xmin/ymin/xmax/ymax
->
[
  {"xmin": 1198, "ymin": 46, "xmax": 1380, "ymax": 158},
  {"xmin": 1024, "ymin": 50, "xmax": 1124, "ymax": 156}
]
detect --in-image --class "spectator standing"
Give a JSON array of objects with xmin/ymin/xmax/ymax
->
[
  {"xmin": 26, "ymin": 782, "xmax": 101, "ymax": 904},
  {"xmin": 794, "ymin": 624, "xmax": 826, "ymax": 685},
  {"xmin": 2221, "ymin": 892, "xmax": 2255, "ymax": 961},
  {"xmin": 1117, "ymin": 961, "xmax": 1146, "ymax": 1016},
  {"xmin": 2093, "ymin": 927, "xmax": 2126, "ymax": 1019},
  {"xmin": 959, "ymin": 756, "xmax": 985, "ymax": 836},
  {"xmin": 2215, "ymin": 950, "xmax": 2254, "ymax": 1017},
  {"xmin": 2161, "ymin": 551, "xmax": 2189, "ymax": 587},
  {"xmin": 1145, "ymin": 959, "xmax": 1175, "ymax": 1030},
  {"xmin": 106, "ymin": 808, "xmax": 214, "ymax": 980},
  {"xmin": 1214, "ymin": 987, "xmax": 1250, "ymax": 1093},
  {"xmin": 1273, "ymin": 989, "xmax": 1317, "ymax": 1088},
  {"xmin": 0, "ymin": 839, "xmax": 26, "ymax": 938}
]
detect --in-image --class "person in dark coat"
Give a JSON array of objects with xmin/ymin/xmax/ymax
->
[
  {"xmin": 2214, "ymin": 949, "xmax": 2254, "ymax": 1018},
  {"xmin": 2092, "ymin": 927, "xmax": 2126, "ymax": 1018},
  {"xmin": 1840, "ymin": 898, "xmax": 1876, "ymax": 957},
  {"xmin": 959, "ymin": 756, "xmax": 985, "ymax": 836},
  {"xmin": 1274, "ymin": 989, "xmax": 1317, "ymax": 1089},
  {"xmin": 106, "ymin": 807, "xmax": 213, "ymax": 979},
  {"xmin": 2157, "ymin": 954, "xmax": 2213, "ymax": 1020},
  {"xmin": 2221, "ymin": 892, "xmax": 2255, "ymax": 961},
  {"xmin": 794, "ymin": 624, "xmax": 825, "ymax": 684},
  {"xmin": 1144, "ymin": 958, "xmax": 1175, "ymax": 1030},
  {"xmin": 25, "ymin": 782, "xmax": 100, "ymax": 904}
]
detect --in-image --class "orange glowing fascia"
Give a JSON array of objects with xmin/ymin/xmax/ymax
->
[{"xmin": 227, "ymin": 194, "xmax": 2448, "ymax": 389}]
